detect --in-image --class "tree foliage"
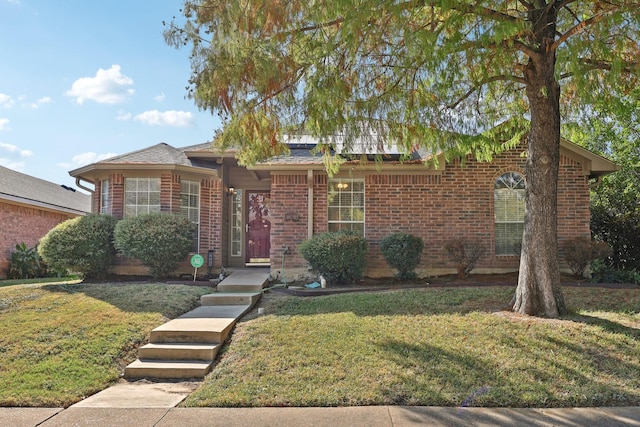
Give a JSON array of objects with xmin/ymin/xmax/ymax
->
[
  {"xmin": 166, "ymin": 1, "xmax": 640, "ymax": 317},
  {"xmin": 564, "ymin": 99, "xmax": 640, "ymax": 271}
]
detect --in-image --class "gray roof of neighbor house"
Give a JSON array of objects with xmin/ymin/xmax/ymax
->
[{"xmin": 0, "ymin": 165, "xmax": 91, "ymax": 215}]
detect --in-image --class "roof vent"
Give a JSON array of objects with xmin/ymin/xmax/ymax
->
[{"xmin": 61, "ymin": 185, "xmax": 76, "ymax": 192}]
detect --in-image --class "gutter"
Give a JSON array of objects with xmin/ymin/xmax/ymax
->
[{"xmin": 75, "ymin": 177, "xmax": 95, "ymax": 194}]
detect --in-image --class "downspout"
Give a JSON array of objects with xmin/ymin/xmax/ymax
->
[
  {"xmin": 75, "ymin": 177, "xmax": 95, "ymax": 194},
  {"xmin": 307, "ymin": 170, "xmax": 313, "ymax": 239}
]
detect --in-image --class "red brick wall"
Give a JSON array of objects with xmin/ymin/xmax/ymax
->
[
  {"xmin": 270, "ymin": 174, "xmax": 310, "ymax": 275},
  {"xmin": 0, "ymin": 201, "xmax": 77, "ymax": 278},
  {"xmin": 269, "ymin": 147, "xmax": 592, "ymax": 278},
  {"xmin": 199, "ymin": 178, "xmax": 223, "ymax": 269}
]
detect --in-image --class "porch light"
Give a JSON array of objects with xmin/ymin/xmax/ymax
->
[{"xmin": 227, "ymin": 186, "xmax": 237, "ymax": 196}]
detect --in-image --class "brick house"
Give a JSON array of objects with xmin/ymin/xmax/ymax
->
[
  {"xmin": 69, "ymin": 138, "xmax": 617, "ymax": 279},
  {"xmin": 0, "ymin": 165, "xmax": 91, "ymax": 278}
]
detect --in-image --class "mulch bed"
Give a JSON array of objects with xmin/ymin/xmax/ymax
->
[
  {"xmin": 272, "ymin": 273, "xmax": 637, "ymax": 297},
  {"xmin": 84, "ymin": 272, "xmax": 637, "ymax": 294}
]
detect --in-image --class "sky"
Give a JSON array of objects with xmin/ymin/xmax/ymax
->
[{"xmin": 0, "ymin": 0, "xmax": 221, "ymax": 190}]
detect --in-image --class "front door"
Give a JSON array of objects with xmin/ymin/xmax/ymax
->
[{"xmin": 246, "ymin": 191, "xmax": 271, "ymax": 263}]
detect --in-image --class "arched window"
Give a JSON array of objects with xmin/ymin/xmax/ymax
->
[{"xmin": 494, "ymin": 172, "xmax": 525, "ymax": 255}]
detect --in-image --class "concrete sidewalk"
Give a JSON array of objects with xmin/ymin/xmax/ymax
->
[
  {"xmin": 4, "ymin": 404, "xmax": 640, "ymax": 427},
  {"xmin": 3, "ymin": 381, "xmax": 639, "ymax": 427}
]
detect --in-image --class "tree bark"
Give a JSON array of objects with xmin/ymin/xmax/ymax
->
[{"xmin": 512, "ymin": 7, "xmax": 567, "ymax": 317}]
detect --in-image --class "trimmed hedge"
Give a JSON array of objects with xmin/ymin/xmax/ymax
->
[
  {"xmin": 379, "ymin": 233, "xmax": 424, "ymax": 280},
  {"xmin": 114, "ymin": 213, "xmax": 196, "ymax": 279},
  {"xmin": 38, "ymin": 214, "xmax": 117, "ymax": 279},
  {"xmin": 299, "ymin": 231, "xmax": 368, "ymax": 285}
]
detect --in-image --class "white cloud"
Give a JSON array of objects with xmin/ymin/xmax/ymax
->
[
  {"xmin": 57, "ymin": 151, "xmax": 118, "ymax": 169},
  {"xmin": 29, "ymin": 96, "xmax": 53, "ymax": 109},
  {"xmin": 65, "ymin": 65, "xmax": 135, "ymax": 104},
  {"xmin": 116, "ymin": 111, "xmax": 132, "ymax": 121},
  {"xmin": 154, "ymin": 92, "xmax": 165, "ymax": 102},
  {"xmin": 134, "ymin": 110, "xmax": 194, "ymax": 127},
  {"xmin": 0, "ymin": 142, "xmax": 32, "ymax": 157},
  {"xmin": 0, "ymin": 158, "xmax": 25, "ymax": 171},
  {"xmin": 0, "ymin": 118, "xmax": 9, "ymax": 131},
  {"xmin": 0, "ymin": 93, "xmax": 14, "ymax": 108}
]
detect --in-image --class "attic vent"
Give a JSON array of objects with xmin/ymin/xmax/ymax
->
[{"xmin": 61, "ymin": 185, "xmax": 76, "ymax": 192}]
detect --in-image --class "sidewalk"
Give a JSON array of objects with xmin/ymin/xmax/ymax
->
[
  {"xmin": 2, "ymin": 381, "xmax": 639, "ymax": 427},
  {"xmin": 3, "ymin": 404, "xmax": 640, "ymax": 426}
]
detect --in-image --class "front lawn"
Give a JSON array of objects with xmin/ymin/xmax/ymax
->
[
  {"xmin": 184, "ymin": 286, "xmax": 640, "ymax": 408},
  {"xmin": 0, "ymin": 282, "xmax": 213, "ymax": 407}
]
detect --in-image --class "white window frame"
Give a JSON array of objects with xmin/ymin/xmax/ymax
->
[
  {"xmin": 328, "ymin": 178, "xmax": 365, "ymax": 235},
  {"xmin": 181, "ymin": 180, "xmax": 200, "ymax": 252},
  {"xmin": 230, "ymin": 190, "xmax": 243, "ymax": 257},
  {"xmin": 124, "ymin": 177, "xmax": 161, "ymax": 217},
  {"xmin": 100, "ymin": 179, "xmax": 110, "ymax": 214},
  {"xmin": 494, "ymin": 172, "xmax": 525, "ymax": 256}
]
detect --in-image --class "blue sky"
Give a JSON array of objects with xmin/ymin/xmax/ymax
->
[{"xmin": 0, "ymin": 0, "xmax": 221, "ymax": 189}]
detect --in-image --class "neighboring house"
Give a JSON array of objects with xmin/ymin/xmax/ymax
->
[
  {"xmin": 0, "ymin": 166, "xmax": 91, "ymax": 278},
  {"xmin": 69, "ymin": 138, "xmax": 617, "ymax": 279}
]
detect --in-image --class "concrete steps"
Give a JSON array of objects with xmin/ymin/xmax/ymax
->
[
  {"xmin": 124, "ymin": 269, "xmax": 269, "ymax": 380},
  {"xmin": 200, "ymin": 292, "xmax": 262, "ymax": 306},
  {"xmin": 138, "ymin": 343, "xmax": 221, "ymax": 361},
  {"xmin": 125, "ymin": 360, "xmax": 213, "ymax": 379}
]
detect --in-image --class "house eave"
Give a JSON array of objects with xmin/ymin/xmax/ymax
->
[
  {"xmin": 559, "ymin": 139, "xmax": 619, "ymax": 178},
  {"xmin": 0, "ymin": 193, "xmax": 88, "ymax": 216},
  {"xmin": 248, "ymin": 161, "xmax": 444, "ymax": 173},
  {"xmin": 69, "ymin": 163, "xmax": 219, "ymax": 180}
]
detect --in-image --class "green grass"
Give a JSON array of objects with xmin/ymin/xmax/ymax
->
[
  {"xmin": 183, "ymin": 286, "xmax": 640, "ymax": 408},
  {"xmin": 0, "ymin": 282, "xmax": 214, "ymax": 407}
]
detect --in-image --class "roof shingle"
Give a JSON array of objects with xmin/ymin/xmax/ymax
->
[{"xmin": 0, "ymin": 166, "xmax": 91, "ymax": 214}]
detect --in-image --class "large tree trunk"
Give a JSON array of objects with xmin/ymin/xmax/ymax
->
[{"xmin": 512, "ymin": 11, "xmax": 567, "ymax": 317}]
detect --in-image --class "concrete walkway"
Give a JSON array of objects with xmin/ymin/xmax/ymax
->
[{"xmin": 3, "ymin": 403, "xmax": 639, "ymax": 426}]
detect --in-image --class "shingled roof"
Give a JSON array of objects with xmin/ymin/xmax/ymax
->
[
  {"xmin": 0, "ymin": 165, "xmax": 91, "ymax": 215},
  {"xmin": 96, "ymin": 143, "xmax": 195, "ymax": 166}
]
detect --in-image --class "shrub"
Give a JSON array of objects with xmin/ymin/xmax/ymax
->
[
  {"xmin": 379, "ymin": 233, "xmax": 424, "ymax": 280},
  {"xmin": 299, "ymin": 231, "xmax": 368, "ymax": 285},
  {"xmin": 444, "ymin": 239, "xmax": 485, "ymax": 278},
  {"xmin": 590, "ymin": 260, "xmax": 640, "ymax": 285},
  {"xmin": 114, "ymin": 213, "xmax": 196, "ymax": 279},
  {"xmin": 562, "ymin": 237, "xmax": 611, "ymax": 278},
  {"xmin": 38, "ymin": 214, "xmax": 117, "ymax": 279},
  {"xmin": 7, "ymin": 242, "xmax": 48, "ymax": 279},
  {"xmin": 591, "ymin": 203, "xmax": 640, "ymax": 271}
]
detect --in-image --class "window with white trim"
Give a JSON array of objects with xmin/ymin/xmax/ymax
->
[
  {"xmin": 328, "ymin": 178, "xmax": 365, "ymax": 235},
  {"xmin": 181, "ymin": 180, "xmax": 200, "ymax": 251},
  {"xmin": 230, "ymin": 190, "xmax": 243, "ymax": 257},
  {"xmin": 100, "ymin": 179, "xmax": 110, "ymax": 214},
  {"xmin": 124, "ymin": 177, "xmax": 161, "ymax": 217},
  {"xmin": 494, "ymin": 172, "xmax": 525, "ymax": 255}
]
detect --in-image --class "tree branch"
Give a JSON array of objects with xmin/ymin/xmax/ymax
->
[
  {"xmin": 550, "ymin": 4, "xmax": 625, "ymax": 52},
  {"xmin": 448, "ymin": 74, "xmax": 526, "ymax": 109},
  {"xmin": 294, "ymin": 18, "xmax": 344, "ymax": 34},
  {"xmin": 559, "ymin": 58, "xmax": 640, "ymax": 80}
]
